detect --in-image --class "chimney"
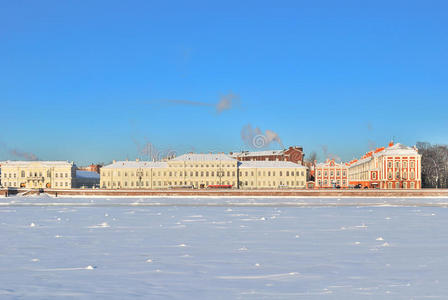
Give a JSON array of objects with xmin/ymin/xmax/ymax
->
[
  {"xmin": 388, "ymin": 141, "xmax": 394, "ymax": 147},
  {"xmin": 113, "ymin": 160, "xmax": 116, "ymax": 164}
]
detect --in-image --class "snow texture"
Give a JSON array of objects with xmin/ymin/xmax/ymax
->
[{"xmin": 0, "ymin": 195, "xmax": 448, "ymax": 299}]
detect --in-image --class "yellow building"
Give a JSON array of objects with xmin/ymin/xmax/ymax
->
[
  {"xmin": 1, "ymin": 161, "xmax": 76, "ymax": 189},
  {"xmin": 100, "ymin": 153, "xmax": 307, "ymax": 189},
  {"xmin": 239, "ymin": 161, "xmax": 307, "ymax": 189}
]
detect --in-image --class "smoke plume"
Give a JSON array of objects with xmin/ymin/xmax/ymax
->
[
  {"xmin": 321, "ymin": 145, "xmax": 341, "ymax": 162},
  {"xmin": 241, "ymin": 124, "xmax": 284, "ymax": 150},
  {"xmin": 9, "ymin": 149, "xmax": 39, "ymax": 161}
]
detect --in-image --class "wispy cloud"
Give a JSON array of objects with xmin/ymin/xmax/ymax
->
[{"xmin": 161, "ymin": 92, "xmax": 240, "ymax": 114}]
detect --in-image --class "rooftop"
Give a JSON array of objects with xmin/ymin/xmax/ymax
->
[
  {"xmin": 239, "ymin": 161, "xmax": 307, "ymax": 169},
  {"xmin": 0, "ymin": 161, "xmax": 74, "ymax": 167},
  {"xmin": 102, "ymin": 161, "xmax": 168, "ymax": 169},
  {"xmin": 171, "ymin": 153, "xmax": 236, "ymax": 162},
  {"xmin": 230, "ymin": 150, "xmax": 284, "ymax": 157}
]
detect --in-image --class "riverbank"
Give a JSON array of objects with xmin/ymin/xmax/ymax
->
[{"xmin": 2, "ymin": 188, "xmax": 448, "ymax": 198}]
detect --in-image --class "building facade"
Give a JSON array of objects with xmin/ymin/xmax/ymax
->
[
  {"xmin": 239, "ymin": 161, "xmax": 307, "ymax": 189},
  {"xmin": 100, "ymin": 153, "xmax": 308, "ymax": 189},
  {"xmin": 230, "ymin": 146, "xmax": 304, "ymax": 165},
  {"xmin": 1, "ymin": 161, "xmax": 76, "ymax": 189},
  {"xmin": 348, "ymin": 142, "xmax": 421, "ymax": 189},
  {"xmin": 100, "ymin": 154, "xmax": 238, "ymax": 189},
  {"xmin": 314, "ymin": 159, "xmax": 349, "ymax": 188}
]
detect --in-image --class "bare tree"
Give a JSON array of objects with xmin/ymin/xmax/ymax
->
[{"xmin": 417, "ymin": 142, "xmax": 448, "ymax": 188}]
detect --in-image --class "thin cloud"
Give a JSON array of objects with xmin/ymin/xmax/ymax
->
[{"xmin": 161, "ymin": 92, "xmax": 240, "ymax": 114}]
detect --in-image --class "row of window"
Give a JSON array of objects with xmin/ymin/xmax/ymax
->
[
  {"xmin": 170, "ymin": 164, "xmax": 235, "ymax": 168},
  {"xmin": 387, "ymin": 182, "xmax": 416, "ymax": 189},
  {"xmin": 103, "ymin": 171, "xmax": 237, "ymax": 177},
  {"xmin": 240, "ymin": 170, "xmax": 305, "ymax": 177},
  {"xmin": 2, "ymin": 172, "xmax": 69, "ymax": 178},
  {"xmin": 317, "ymin": 170, "xmax": 347, "ymax": 178},
  {"xmin": 387, "ymin": 171, "xmax": 415, "ymax": 180},
  {"xmin": 1, "ymin": 181, "xmax": 70, "ymax": 187},
  {"xmin": 101, "ymin": 180, "xmax": 305, "ymax": 188},
  {"xmin": 103, "ymin": 170, "xmax": 305, "ymax": 178},
  {"xmin": 317, "ymin": 179, "xmax": 347, "ymax": 186},
  {"xmin": 387, "ymin": 161, "xmax": 416, "ymax": 169},
  {"xmin": 103, "ymin": 181, "xmax": 237, "ymax": 188}
]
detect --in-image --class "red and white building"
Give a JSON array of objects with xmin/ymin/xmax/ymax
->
[
  {"xmin": 348, "ymin": 142, "xmax": 421, "ymax": 189},
  {"xmin": 314, "ymin": 159, "xmax": 349, "ymax": 188},
  {"xmin": 230, "ymin": 146, "xmax": 304, "ymax": 165}
]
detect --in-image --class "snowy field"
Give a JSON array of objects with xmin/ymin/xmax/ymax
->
[{"xmin": 1, "ymin": 196, "xmax": 448, "ymax": 299}]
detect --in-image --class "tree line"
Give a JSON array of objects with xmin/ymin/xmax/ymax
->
[{"xmin": 417, "ymin": 142, "xmax": 448, "ymax": 188}]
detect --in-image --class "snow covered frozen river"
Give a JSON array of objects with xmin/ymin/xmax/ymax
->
[{"xmin": 1, "ymin": 196, "xmax": 448, "ymax": 299}]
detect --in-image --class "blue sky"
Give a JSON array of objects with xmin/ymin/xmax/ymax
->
[{"xmin": 0, "ymin": 0, "xmax": 447, "ymax": 165}]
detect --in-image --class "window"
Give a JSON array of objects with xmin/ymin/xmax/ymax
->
[
  {"xmin": 318, "ymin": 171, "xmax": 321, "ymax": 177},
  {"xmin": 330, "ymin": 171, "xmax": 334, "ymax": 177},
  {"xmin": 343, "ymin": 171, "xmax": 346, "ymax": 177},
  {"xmin": 410, "ymin": 161, "xmax": 415, "ymax": 168},
  {"xmin": 286, "ymin": 171, "xmax": 289, "ymax": 176},
  {"xmin": 403, "ymin": 161, "xmax": 407, "ymax": 168},
  {"xmin": 372, "ymin": 172, "xmax": 376, "ymax": 180},
  {"xmin": 388, "ymin": 162, "xmax": 392, "ymax": 168}
]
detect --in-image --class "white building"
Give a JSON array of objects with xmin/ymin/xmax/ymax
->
[{"xmin": 1, "ymin": 161, "xmax": 76, "ymax": 189}]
